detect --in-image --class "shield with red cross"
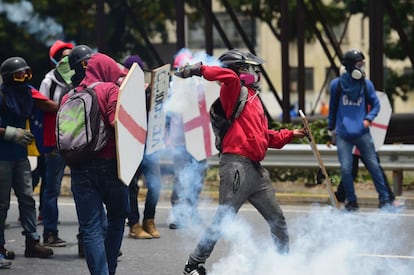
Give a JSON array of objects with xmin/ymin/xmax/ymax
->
[
  {"xmin": 353, "ymin": 91, "xmax": 392, "ymax": 155},
  {"xmin": 370, "ymin": 91, "xmax": 392, "ymax": 150},
  {"xmin": 174, "ymin": 76, "xmax": 220, "ymax": 161},
  {"xmin": 115, "ymin": 63, "xmax": 147, "ymax": 185}
]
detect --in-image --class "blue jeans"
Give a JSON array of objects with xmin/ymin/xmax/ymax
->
[
  {"xmin": 336, "ymin": 132, "xmax": 391, "ymax": 203},
  {"xmin": 71, "ymin": 159, "xmax": 129, "ymax": 275},
  {"xmin": 128, "ymin": 153, "xmax": 161, "ymax": 226},
  {"xmin": 0, "ymin": 159, "xmax": 40, "ymax": 246},
  {"xmin": 42, "ymin": 150, "xmax": 66, "ymax": 237}
]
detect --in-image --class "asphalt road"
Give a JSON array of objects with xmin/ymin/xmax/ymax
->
[{"xmin": 2, "ymin": 196, "xmax": 414, "ymax": 275}]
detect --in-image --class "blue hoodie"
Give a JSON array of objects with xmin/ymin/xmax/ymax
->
[{"xmin": 328, "ymin": 73, "xmax": 380, "ymax": 140}]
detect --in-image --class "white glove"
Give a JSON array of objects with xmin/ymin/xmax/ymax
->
[{"xmin": 4, "ymin": 126, "xmax": 34, "ymax": 147}]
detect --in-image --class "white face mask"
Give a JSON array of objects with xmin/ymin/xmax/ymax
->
[{"xmin": 351, "ymin": 62, "xmax": 366, "ymax": 80}]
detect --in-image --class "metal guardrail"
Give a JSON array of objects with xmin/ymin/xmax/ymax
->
[
  {"xmin": 203, "ymin": 144, "xmax": 414, "ymax": 196},
  {"xmin": 206, "ymin": 144, "xmax": 414, "ymax": 169}
]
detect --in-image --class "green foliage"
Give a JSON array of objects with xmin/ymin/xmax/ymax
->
[{"xmin": 268, "ymin": 118, "xmax": 340, "ymax": 185}]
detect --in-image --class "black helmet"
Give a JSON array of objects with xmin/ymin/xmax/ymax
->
[
  {"xmin": 342, "ymin": 49, "xmax": 365, "ymax": 67},
  {"xmin": 69, "ymin": 45, "xmax": 93, "ymax": 69},
  {"xmin": 218, "ymin": 49, "xmax": 264, "ymax": 71},
  {"xmin": 1, "ymin": 57, "xmax": 30, "ymax": 75},
  {"xmin": 1, "ymin": 57, "xmax": 31, "ymax": 83}
]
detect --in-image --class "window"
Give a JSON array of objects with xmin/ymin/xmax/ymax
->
[
  {"xmin": 290, "ymin": 67, "xmax": 314, "ymax": 91},
  {"xmin": 187, "ymin": 12, "xmax": 256, "ymax": 49}
]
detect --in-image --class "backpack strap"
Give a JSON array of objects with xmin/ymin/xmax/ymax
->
[
  {"xmin": 49, "ymin": 81, "xmax": 58, "ymax": 101},
  {"xmin": 88, "ymin": 82, "xmax": 103, "ymax": 89},
  {"xmin": 229, "ymin": 86, "xmax": 248, "ymax": 122}
]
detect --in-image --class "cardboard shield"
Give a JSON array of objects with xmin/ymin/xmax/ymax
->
[
  {"xmin": 171, "ymin": 76, "xmax": 220, "ymax": 161},
  {"xmin": 115, "ymin": 63, "xmax": 147, "ymax": 185},
  {"xmin": 370, "ymin": 91, "xmax": 392, "ymax": 150},
  {"xmin": 145, "ymin": 64, "xmax": 170, "ymax": 155}
]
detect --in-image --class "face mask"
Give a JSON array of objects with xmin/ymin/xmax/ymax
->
[
  {"xmin": 351, "ymin": 63, "xmax": 365, "ymax": 80},
  {"xmin": 239, "ymin": 66, "xmax": 260, "ymax": 85},
  {"xmin": 56, "ymin": 56, "xmax": 74, "ymax": 84}
]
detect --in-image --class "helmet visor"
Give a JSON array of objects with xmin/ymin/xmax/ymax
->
[{"xmin": 12, "ymin": 68, "xmax": 32, "ymax": 82}]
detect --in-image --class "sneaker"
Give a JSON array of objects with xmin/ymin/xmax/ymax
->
[
  {"xmin": 169, "ymin": 221, "xmax": 186, "ymax": 230},
  {"xmin": 345, "ymin": 201, "xmax": 359, "ymax": 212},
  {"xmin": 379, "ymin": 200, "xmax": 405, "ymax": 212},
  {"xmin": 44, "ymin": 232, "xmax": 67, "ymax": 247},
  {"xmin": 0, "ymin": 255, "xmax": 11, "ymax": 269},
  {"xmin": 0, "ymin": 246, "xmax": 15, "ymax": 260},
  {"xmin": 183, "ymin": 261, "xmax": 206, "ymax": 275}
]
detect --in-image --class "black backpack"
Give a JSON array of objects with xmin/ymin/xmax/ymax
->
[{"xmin": 209, "ymin": 86, "xmax": 248, "ymax": 152}]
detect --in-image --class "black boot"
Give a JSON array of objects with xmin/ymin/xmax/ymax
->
[{"xmin": 25, "ymin": 238, "xmax": 53, "ymax": 258}]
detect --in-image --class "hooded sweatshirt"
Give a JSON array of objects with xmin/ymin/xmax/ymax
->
[
  {"xmin": 200, "ymin": 65, "xmax": 294, "ymax": 162},
  {"xmin": 328, "ymin": 73, "xmax": 380, "ymax": 139},
  {"xmin": 71, "ymin": 53, "xmax": 125, "ymax": 159}
]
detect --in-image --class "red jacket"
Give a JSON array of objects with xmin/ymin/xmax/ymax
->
[{"xmin": 201, "ymin": 65, "xmax": 294, "ymax": 162}]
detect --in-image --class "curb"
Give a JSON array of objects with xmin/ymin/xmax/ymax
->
[{"xmin": 54, "ymin": 175, "xmax": 414, "ymax": 209}]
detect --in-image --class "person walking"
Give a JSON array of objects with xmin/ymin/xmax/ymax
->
[
  {"xmin": 38, "ymin": 39, "xmax": 74, "ymax": 247},
  {"xmin": 62, "ymin": 53, "xmax": 129, "ymax": 275},
  {"xmin": 328, "ymin": 49, "xmax": 396, "ymax": 211},
  {"xmin": 175, "ymin": 49, "xmax": 305, "ymax": 275},
  {"xmin": 0, "ymin": 56, "xmax": 55, "ymax": 262},
  {"xmin": 123, "ymin": 55, "xmax": 162, "ymax": 239}
]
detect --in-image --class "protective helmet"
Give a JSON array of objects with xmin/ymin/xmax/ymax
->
[
  {"xmin": 49, "ymin": 40, "xmax": 74, "ymax": 64},
  {"xmin": 68, "ymin": 45, "xmax": 93, "ymax": 69},
  {"xmin": 342, "ymin": 49, "xmax": 365, "ymax": 67},
  {"xmin": 0, "ymin": 56, "xmax": 32, "ymax": 83},
  {"xmin": 218, "ymin": 49, "xmax": 264, "ymax": 72},
  {"xmin": 342, "ymin": 49, "xmax": 366, "ymax": 79}
]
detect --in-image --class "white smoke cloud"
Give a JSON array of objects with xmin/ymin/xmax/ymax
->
[
  {"xmin": 0, "ymin": 0, "xmax": 65, "ymax": 46},
  {"xmin": 208, "ymin": 206, "xmax": 413, "ymax": 275}
]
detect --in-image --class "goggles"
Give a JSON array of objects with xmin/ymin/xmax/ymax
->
[
  {"xmin": 238, "ymin": 63, "xmax": 260, "ymax": 73},
  {"xmin": 80, "ymin": 60, "xmax": 88, "ymax": 69},
  {"xmin": 12, "ymin": 69, "xmax": 32, "ymax": 82}
]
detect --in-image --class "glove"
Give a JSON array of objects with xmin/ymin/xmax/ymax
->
[
  {"xmin": 3, "ymin": 126, "xmax": 34, "ymax": 147},
  {"xmin": 174, "ymin": 62, "xmax": 202, "ymax": 78}
]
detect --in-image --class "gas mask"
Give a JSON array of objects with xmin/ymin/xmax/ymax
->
[
  {"xmin": 351, "ymin": 61, "xmax": 366, "ymax": 80},
  {"xmin": 56, "ymin": 56, "xmax": 74, "ymax": 84}
]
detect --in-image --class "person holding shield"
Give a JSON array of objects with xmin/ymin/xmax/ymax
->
[
  {"xmin": 123, "ymin": 55, "xmax": 162, "ymax": 239},
  {"xmin": 64, "ymin": 53, "xmax": 129, "ymax": 275}
]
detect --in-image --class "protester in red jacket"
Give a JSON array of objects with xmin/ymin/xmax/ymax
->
[{"xmin": 175, "ymin": 49, "xmax": 305, "ymax": 275}]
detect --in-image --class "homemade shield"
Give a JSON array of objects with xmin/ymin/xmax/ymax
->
[
  {"xmin": 175, "ymin": 76, "xmax": 220, "ymax": 161},
  {"xmin": 145, "ymin": 64, "xmax": 170, "ymax": 155},
  {"xmin": 115, "ymin": 63, "xmax": 147, "ymax": 185}
]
